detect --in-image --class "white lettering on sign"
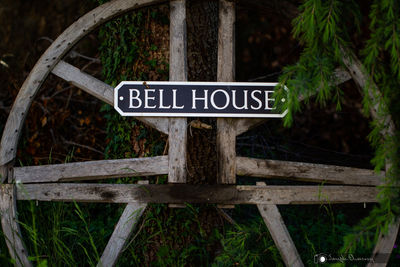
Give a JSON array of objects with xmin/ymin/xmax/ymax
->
[
  {"xmin": 129, "ymin": 89, "xmax": 142, "ymax": 108},
  {"xmin": 192, "ymin": 90, "xmax": 209, "ymax": 109},
  {"xmin": 250, "ymin": 90, "xmax": 262, "ymax": 110},
  {"xmin": 210, "ymin": 89, "xmax": 230, "ymax": 110},
  {"xmin": 144, "ymin": 89, "xmax": 156, "ymax": 109},
  {"xmin": 115, "ymin": 81, "xmax": 288, "ymax": 118},
  {"xmin": 232, "ymin": 90, "xmax": 248, "ymax": 110},
  {"xmin": 159, "ymin": 89, "xmax": 171, "ymax": 109},
  {"xmin": 265, "ymin": 91, "xmax": 275, "ymax": 110},
  {"xmin": 172, "ymin": 89, "xmax": 184, "ymax": 109}
]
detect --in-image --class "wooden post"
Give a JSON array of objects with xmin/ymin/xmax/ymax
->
[
  {"xmin": 217, "ymin": 0, "xmax": 236, "ymax": 209},
  {"xmin": 169, "ymin": 0, "xmax": 188, "ymax": 208},
  {"xmin": 168, "ymin": 0, "xmax": 187, "ymax": 184},
  {"xmin": 217, "ymin": 0, "xmax": 236, "ymax": 185}
]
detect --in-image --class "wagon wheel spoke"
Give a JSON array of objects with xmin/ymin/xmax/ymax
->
[
  {"xmin": 52, "ymin": 60, "xmax": 169, "ymax": 135},
  {"xmin": 97, "ymin": 181, "xmax": 148, "ymax": 267},
  {"xmin": 97, "ymin": 202, "xmax": 147, "ymax": 267},
  {"xmin": 236, "ymin": 156, "xmax": 383, "ymax": 186},
  {"xmin": 367, "ymin": 218, "xmax": 400, "ymax": 266},
  {"xmin": 256, "ymin": 182, "xmax": 303, "ymax": 267},
  {"xmin": 235, "ymin": 68, "xmax": 352, "ymax": 136},
  {"xmin": 13, "ymin": 156, "xmax": 168, "ymax": 183}
]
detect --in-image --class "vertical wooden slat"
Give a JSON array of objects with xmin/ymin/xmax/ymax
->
[
  {"xmin": 168, "ymin": 0, "xmax": 188, "ymax": 184},
  {"xmin": 256, "ymin": 182, "xmax": 304, "ymax": 267},
  {"xmin": 217, "ymin": 0, "xmax": 236, "ymax": 185},
  {"xmin": 0, "ymin": 184, "xmax": 32, "ymax": 267},
  {"xmin": 97, "ymin": 181, "xmax": 148, "ymax": 267}
]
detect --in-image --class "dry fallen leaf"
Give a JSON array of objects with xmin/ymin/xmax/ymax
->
[{"xmin": 41, "ymin": 116, "xmax": 47, "ymax": 127}]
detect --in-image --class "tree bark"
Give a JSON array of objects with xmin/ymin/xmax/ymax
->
[{"xmin": 186, "ymin": 0, "xmax": 219, "ymax": 184}]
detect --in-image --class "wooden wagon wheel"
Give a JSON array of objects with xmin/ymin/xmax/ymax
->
[{"xmin": 0, "ymin": 0, "xmax": 397, "ymax": 266}]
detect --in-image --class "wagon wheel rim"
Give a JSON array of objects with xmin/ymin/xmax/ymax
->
[{"xmin": 0, "ymin": 0, "xmax": 396, "ymax": 266}]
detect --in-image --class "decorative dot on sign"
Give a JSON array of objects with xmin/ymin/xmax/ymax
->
[
  {"xmin": 281, "ymin": 98, "xmax": 286, "ymax": 102},
  {"xmin": 320, "ymin": 256, "xmax": 326, "ymax": 263},
  {"xmin": 119, "ymin": 96, "xmax": 124, "ymax": 101}
]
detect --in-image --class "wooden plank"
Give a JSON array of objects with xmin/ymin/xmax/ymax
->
[
  {"xmin": 367, "ymin": 218, "xmax": 400, "ymax": 267},
  {"xmin": 97, "ymin": 181, "xmax": 148, "ymax": 267},
  {"xmin": 14, "ymin": 156, "xmax": 168, "ymax": 183},
  {"xmin": 217, "ymin": 0, "xmax": 236, "ymax": 185},
  {"xmin": 236, "ymin": 156, "xmax": 383, "ymax": 186},
  {"xmin": 0, "ymin": 0, "xmax": 164, "ymax": 167},
  {"xmin": 235, "ymin": 68, "xmax": 352, "ymax": 136},
  {"xmin": 0, "ymin": 184, "xmax": 32, "ymax": 267},
  {"xmin": 16, "ymin": 183, "xmax": 379, "ymax": 204},
  {"xmin": 168, "ymin": 0, "xmax": 188, "ymax": 184},
  {"xmin": 52, "ymin": 60, "xmax": 169, "ymax": 135},
  {"xmin": 256, "ymin": 182, "xmax": 303, "ymax": 267}
]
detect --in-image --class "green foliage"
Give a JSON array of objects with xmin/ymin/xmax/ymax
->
[
  {"xmin": 277, "ymin": 0, "xmax": 400, "ymax": 257},
  {"xmin": 97, "ymin": 5, "xmax": 167, "ymax": 161},
  {"xmin": 121, "ymin": 204, "xmax": 222, "ymax": 266},
  {"xmin": 16, "ymin": 200, "xmax": 121, "ymax": 267},
  {"xmin": 275, "ymin": 0, "xmax": 361, "ymax": 126},
  {"xmin": 212, "ymin": 217, "xmax": 283, "ymax": 267}
]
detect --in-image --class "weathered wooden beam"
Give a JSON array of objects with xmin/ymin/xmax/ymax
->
[
  {"xmin": 0, "ymin": 184, "xmax": 32, "ymax": 267},
  {"xmin": 235, "ymin": 68, "xmax": 352, "ymax": 136},
  {"xmin": 236, "ymin": 156, "xmax": 383, "ymax": 186},
  {"xmin": 367, "ymin": 217, "xmax": 400, "ymax": 267},
  {"xmin": 168, "ymin": 0, "xmax": 188, "ymax": 184},
  {"xmin": 52, "ymin": 60, "xmax": 112, "ymax": 105},
  {"xmin": 0, "ymin": 0, "xmax": 165, "ymax": 167},
  {"xmin": 97, "ymin": 181, "xmax": 148, "ymax": 267},
  {"xmin": 14, "ymin": 156, "xmax": 168, "ymax": 183},
  {"xmin": 217, "ymin": 0, "xmax": 236, "ymax": 185},
  {"xmin": 16, "ymin": 183, "xmax": 379, "ymax": 204},
  {"xmin": 52, "ymin": 60, "xmax": 169, "ymax": 135},
  {"xmin": 97, "ymin": 203, "xmax": 146, "ymax": 267},
  {"xmin": 256, "ymin": 182, "xmax": 303, "ymax": 267}
]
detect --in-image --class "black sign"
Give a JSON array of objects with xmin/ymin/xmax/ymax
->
[{"xmin": 114, "ymin": 82, "xmax": 287, "ymax": 118}]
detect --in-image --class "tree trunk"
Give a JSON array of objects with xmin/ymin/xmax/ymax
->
[{"xmin": 186, "ymin": 0, "xmax": 219, "ymax": 184}]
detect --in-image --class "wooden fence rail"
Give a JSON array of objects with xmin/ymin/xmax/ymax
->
[
  {"xmin": 14, "ymin": 183, "xmax": 379, "ymax": 204},
  {"xmin": 14, "ymin": 156, "xmax": 168, "ymax": 183}
]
